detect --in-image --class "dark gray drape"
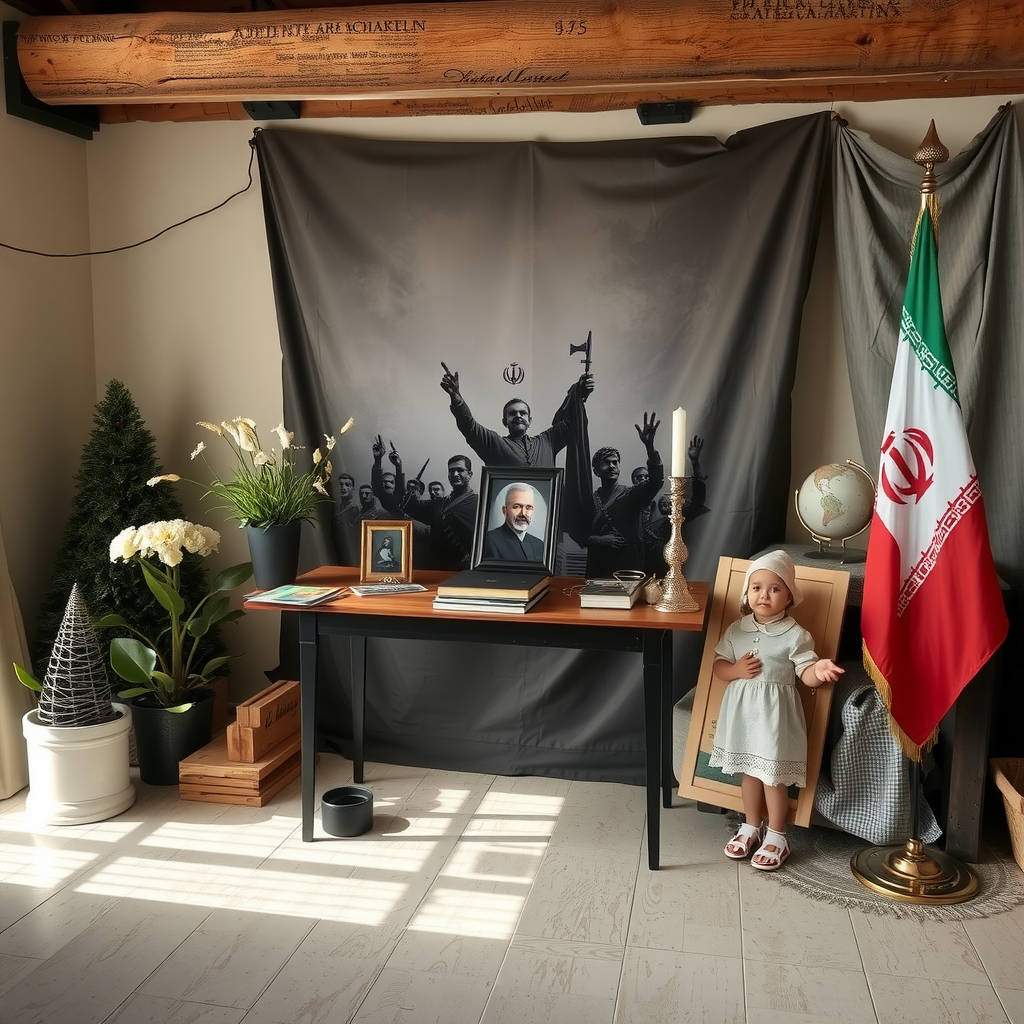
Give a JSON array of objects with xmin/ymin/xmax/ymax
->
[
  {"xmin": 833, "ymin": 104, "xmax": 1024, "ymax": 755},
  {"xmin": 255, "ymin": 112, "xmax": 830, "ymax": 784}
]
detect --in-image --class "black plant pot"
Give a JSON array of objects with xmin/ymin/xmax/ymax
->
[
  {"xmin": 246, "ymin": 522, "xmax": 302, "ymax": 591},
  {"xmin": 130, "ymin": 688, "xmax": 216, "ymax": 785}
]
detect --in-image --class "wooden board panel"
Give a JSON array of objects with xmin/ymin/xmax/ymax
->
[
  {"xmin": 179, "ymin": 729, "xmax": 301, "ymax": 782},
  {"xmin": 678, "ymin": 556, "xmax": 849, "ymax": 828},
  {"xmin": 226, "ymin": 679, "xmax": 300, "ymax": 761},
  {"xmin": 178, "ymin": 729, "xmax": 305, "ymax": 805},
  {"xmin": 17, "ymin": 0, "xmax": 1024, "ymax": 108},
  {"xmin": 179, "ymin": 755, "xmax": 300, "ymax": 805},
  {"xmin": 234, "ymin": 678, "xmax": 300, "ymax": 729}
]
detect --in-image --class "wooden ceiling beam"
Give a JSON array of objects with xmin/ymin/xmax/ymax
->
[{"xmin": 16, "ymin": 0, "xmax": 1024, "ymax": 116}]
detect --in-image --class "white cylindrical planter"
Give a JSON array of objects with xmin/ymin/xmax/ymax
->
[{"xmin": 22, "ymin": 705, "xmax": 136, "ymax": 825}]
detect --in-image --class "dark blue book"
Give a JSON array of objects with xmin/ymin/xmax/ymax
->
[{"xmin": 436, "ymin": 569, "xmax": 550, "ymax": 600}]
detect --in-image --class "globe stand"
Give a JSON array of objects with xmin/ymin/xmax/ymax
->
[{"xmin": 803, "ymin": 537, "xmax": 867, "ymax": 565}]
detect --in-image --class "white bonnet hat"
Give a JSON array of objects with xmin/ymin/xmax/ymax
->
[{"xmin": 741, "ymin": 550, "xmax": 802, "ymax": 608}]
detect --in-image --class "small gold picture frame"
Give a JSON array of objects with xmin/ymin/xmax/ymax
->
[{"xmin": 360, "ymin": 520, "xmax": 413, "ymax": 582}]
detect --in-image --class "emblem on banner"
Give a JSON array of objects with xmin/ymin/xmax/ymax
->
[
  {"xmin": 503, "ymin": 362, "xmax": 525, "ymax": 386},
  {"xmin": 880, "ymin": 427, "xmax": 934, "ymax": 505}
]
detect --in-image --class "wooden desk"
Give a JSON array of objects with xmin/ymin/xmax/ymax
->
[{"xmin": 247, "ymin": 567, "xmax": 708, "ymax": 869}]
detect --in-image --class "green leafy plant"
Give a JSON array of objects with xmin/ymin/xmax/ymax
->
[
  {"xmin": 151, "ymin": 416, "xmax": 354, "ymax": 529},
  {"xmin": 97, "ymin": 520, "xmax": 253, "ymax": 709}
]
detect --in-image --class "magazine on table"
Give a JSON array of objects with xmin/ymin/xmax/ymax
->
[{"xmin": 246, "ymin": 584, "xmax": 345, "ymax": 606}]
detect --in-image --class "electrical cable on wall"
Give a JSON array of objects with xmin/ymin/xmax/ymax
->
[{"xmin": 0, "ymin": 129, "xmax": 260, "ymax": 259}]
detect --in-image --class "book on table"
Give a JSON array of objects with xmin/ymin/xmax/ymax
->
[
  {"xmin": 436, "ymin": 569, "xmax": 551, "ymax": 601},
  {"xmin": 245, "ymin": 584, "xmax": 345, "ymax": 606},
  {"xmin": 578, "ymin": 576, "xmax": 649, "ymax": 609},
  {"xmin": 432, "ymin": 587, "xmax": 550, "ymax": 614}
]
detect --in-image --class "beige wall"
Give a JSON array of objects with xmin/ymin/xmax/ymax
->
[
  {"xmin": 4, "ymin": 65, "xmax": 1018, "ymax": 699},
  {"xmin": 0, "ymin": 1, "xmax": 96, "ymax": 650}
]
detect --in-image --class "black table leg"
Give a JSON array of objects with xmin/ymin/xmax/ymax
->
[
  {"xmin": 298, "ymin": 612, "xmax": 319, "ymax": 842},
  {"xmin": 643, "ymin": 629, "xmax": 663, "ymax": 870},
  {"xmin": 659, "ymin": 630, "xmax": 674, "ymax": 808},
  {"xmin": 351, "ymin": 635, "xmax": 367, "ymax": 784}
]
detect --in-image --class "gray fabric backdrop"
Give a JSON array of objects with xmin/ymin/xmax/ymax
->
[
  {"xmin": 255, "ymin": 112, "xmax": 831, "ymax": 783},
  {"xmin": 833, "ymin": 104, "xmax": 1023, "ymax": 756}
]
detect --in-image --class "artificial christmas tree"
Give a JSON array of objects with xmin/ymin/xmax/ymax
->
[{"xmin": 31, "ymin": 380, "xmax": 225, "ymax": 680}]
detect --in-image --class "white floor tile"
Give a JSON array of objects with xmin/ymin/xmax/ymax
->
[
  {"xmin": 743, "ymin": 960, "xmax": 877, "ymax": 1024},
  {"xmin": 851, "ymin": 912, "xmax": 988, "ymax": 983},
  {"xmin": 615, "ymin": 947, "xmax": 745, "ymax": 1024},
  {"xmin": 868, "ymin": 974, "xmax": 1010, "ymax": 1024}
]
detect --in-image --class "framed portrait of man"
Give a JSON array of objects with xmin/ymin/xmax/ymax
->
[
  {"xmin": 471, "ymin": 467, "xmax": 563, "ymax": 574},
  {"xmin": 360, "ymin": 520, "xmax": 413, "ymax": 582}
]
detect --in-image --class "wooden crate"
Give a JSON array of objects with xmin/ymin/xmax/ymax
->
[
  {"xmin": 226, "ymin": 679, "xmax": 300, "ymax": 762},
  {"xmin": 179, "ymin": 730, "xmax": 302, "ymax": 806}
]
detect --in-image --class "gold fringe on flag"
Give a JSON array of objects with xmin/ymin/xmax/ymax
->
[{"xmin": 862, "ymin": 642, "xmax": 938, "ymax": 762}]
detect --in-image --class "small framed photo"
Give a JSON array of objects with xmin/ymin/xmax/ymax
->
[
  {"xmin": 360, "ymin": 520, "xmax": 413, "ymax": 582},
  {"xmin": 471, "ymin": 467, "xmax": 563, "ymax": 574}
]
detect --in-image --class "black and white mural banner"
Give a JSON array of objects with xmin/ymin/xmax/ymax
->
[{"xmin": 254, "ymin": 112, "xmax": 830, "ymax": 784}]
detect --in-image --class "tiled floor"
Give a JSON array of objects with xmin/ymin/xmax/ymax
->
[{"xmin": 2, "ymin": 755, "xmax": 1023, "ymax": 1024}]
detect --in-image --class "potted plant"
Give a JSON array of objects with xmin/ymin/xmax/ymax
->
[
  {"xmin": 16, "ymin": 584, "xmax": 135, "ymax": 824},
  {"xmin": 149, "ymin": 415, "xmax": 354, "ymax": 590},
  {"xmin": 98, "ymin": 519, "xmax": 253, "ymax": 785}
]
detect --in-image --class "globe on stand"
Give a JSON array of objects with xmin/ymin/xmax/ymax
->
[{"xmin": 794, "ymin": 460, "xmax": 875, "ymax": 564}]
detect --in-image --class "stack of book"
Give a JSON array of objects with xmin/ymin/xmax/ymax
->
[
  {"xmin": 432, "ymin": 569, "xmax": 551, "ymax": 614},
  {"xmin": 578, "ymin": 576, "xmax": 649, "ymax": 609}
]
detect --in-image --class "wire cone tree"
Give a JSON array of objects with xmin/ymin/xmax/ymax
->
[
  {"xmin": 32, "ymin": 380, "xmax": 225, "ymax": 679},
  {"xmin": 39, "ymin": 584, "xmax": 118, "ymax": 727}
]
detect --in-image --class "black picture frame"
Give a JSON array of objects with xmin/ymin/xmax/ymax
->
[{"xmin": 471, "ymin": 467, "xmax": 563, "ymax": 574}]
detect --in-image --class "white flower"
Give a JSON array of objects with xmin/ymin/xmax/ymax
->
[
  {"xmin": 220, "ymin": 420, "xmax": 242, "ymax": 446},
  {"xmin": 231, "ymin": 418, "xmax": 259, "ymax": 453},
  {"xmin": 273, "ymin": 424, "xmax": 294, "ymax": 450},
  {"xmin": 312, "ymin": 478, "xmax": 328, "ymax": 496},
  {"xmin": 196, "ymin": 421, "xmax": 223, "ymax": 435},
  {"xmin": 339, "ymin": 417, "xmax": 355, "ymax": 435},
  {"xmin": 146, "ymin": 474, "xmax": 180, "ymax": 486},
  {"xmin": 324, "ymin": 434, "xmax": 336, "ymax": 451},
  {"xmin": 124, "ymin": 519, "xmax": 220, "ymax": 567},
  {"xmin": 312, "ymin": 448, "xmax": 322, "ymax": 466},
  {"xmin": 190, "ymin": 441, "xmax": 206, "ymax": 460},
  {"xmin": 110, "ymin": 526, "xmax": 140, "ymax": 562},
  {"xmin": 253, "ymin": 451, "xmax": 273, "ymax": 467},
  {"xmin": 323, "ymin": 459, "xmax": 332, "ymax": 481}
]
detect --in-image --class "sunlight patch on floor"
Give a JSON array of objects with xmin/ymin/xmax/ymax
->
[
  {"xmin": 76, "ymin": 856, "xmax": 410, "ymax": 923},
  {"xmin": 407, "ymin": 887, "xmax": 527, "ymax": 939}
]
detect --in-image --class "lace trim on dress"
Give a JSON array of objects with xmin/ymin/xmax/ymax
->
[{"xmin": 708, "ymin": 747, "xmax": 806, "ymax": 787}]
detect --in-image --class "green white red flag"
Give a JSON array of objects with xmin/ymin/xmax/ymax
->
[{"xmin": 861, "ymin": 206, "xmax": 1007, "ymax": 760}]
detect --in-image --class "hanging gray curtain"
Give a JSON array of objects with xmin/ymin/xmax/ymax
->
[
  {"xmin": 255, "ymin": 112, "xmax": 830, "ymax": 784},
  {"xmin": 833, "ymin": 104, "xmax": 1024, "ymax": 755}
]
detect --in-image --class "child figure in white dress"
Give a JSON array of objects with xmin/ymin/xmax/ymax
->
[{"xmin": 709, "ymin": 550, "xmax": 844, "ymax": 870}]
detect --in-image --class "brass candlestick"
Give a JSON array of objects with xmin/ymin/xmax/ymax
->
[{"xmin": 654, "ymin": 476, "xmax": 699, "ymax": 613}]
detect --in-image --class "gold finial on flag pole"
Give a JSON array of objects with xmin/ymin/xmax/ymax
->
[{"xmin": 913, "ymin": 120, "xmax": 949, "ymax": 229}]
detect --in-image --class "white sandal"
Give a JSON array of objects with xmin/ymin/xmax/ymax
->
[
  {"xmin": 751, "ymin": 829, "xmax": 790, "ymax": 871},
  {"xmin": 724, "ymin": 822, "xmax": 762, "ymax": 860}
]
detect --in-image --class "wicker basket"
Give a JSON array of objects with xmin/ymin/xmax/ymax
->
[{"xmin": 990, "ymin": 758, "xmax": 1024, "ymax": 874}]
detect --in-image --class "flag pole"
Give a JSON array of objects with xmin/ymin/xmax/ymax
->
[{"xmin": 849, "ymin": 122, "xmax": 978, "ymax": 905}]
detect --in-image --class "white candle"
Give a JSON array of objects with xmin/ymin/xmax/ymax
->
[{"xmin": 671, "ymin": 407, "xmax": 687, "ymax": 477}]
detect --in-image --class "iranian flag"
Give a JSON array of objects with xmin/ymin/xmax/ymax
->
[{"xmin": 861, "ymin": 206, "xmax": 1007, "ymax": 760}]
